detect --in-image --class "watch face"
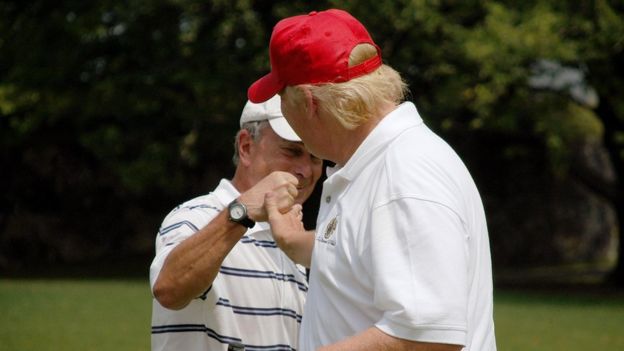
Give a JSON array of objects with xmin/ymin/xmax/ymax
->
[
  {"xmin": 230, "ymin": 203, "xmax": 245, "ymax": 220},
  {"xmin": 228, "ymin": 200, "xmax": 254, "ymax": 228}
]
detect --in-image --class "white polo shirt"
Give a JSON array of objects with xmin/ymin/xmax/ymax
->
[
  {"xmin": 150, "ymin": 179, "xmax": 307, "ymax": 351},
  {"xmin": 299, "ymin": 102, "xmax": 496, "ymax": 351}
]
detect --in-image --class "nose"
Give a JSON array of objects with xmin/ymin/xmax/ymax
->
[{"xmin": 294, "ymin": 158, "xmax": 314, "ymax": 185}]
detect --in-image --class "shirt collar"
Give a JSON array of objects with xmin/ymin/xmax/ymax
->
[{"xmin": 327, "ymin": 101, "xmax": 423, "ymax": 182}]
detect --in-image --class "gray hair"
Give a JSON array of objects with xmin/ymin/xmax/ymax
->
[{"xmin": 232, "ymin": 120, "xmax": 269, "ymax": 166}]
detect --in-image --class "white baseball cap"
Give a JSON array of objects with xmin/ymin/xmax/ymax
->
[{"xmin": 239, "ymin": 95, "xmax": 301, "ymax": 142}]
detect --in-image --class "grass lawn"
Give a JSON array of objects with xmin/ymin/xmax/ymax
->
[
  {"xmin": 1, "ymin": 279, "xmax": 623, "ymax": 350},
  {"xmin": 494, "ymin": 287, "xmax": 624, "ymax": 350},
  {"xmin": 0, "ymin": 279, "xmax": 152, "ymax": 351}
]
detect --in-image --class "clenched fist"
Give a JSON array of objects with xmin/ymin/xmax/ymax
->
[{"xmin": 238, "ymin": 171, "xmax": 299, "ymax": 222}]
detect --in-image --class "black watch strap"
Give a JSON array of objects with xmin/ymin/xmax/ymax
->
[{"xmin": 236, "ymin": 216, "xmax": 255, "ymax": 229}]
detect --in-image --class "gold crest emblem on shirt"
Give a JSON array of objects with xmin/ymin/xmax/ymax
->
[{"xmin": 324, "ymin": 217, "xmax": 338, "ymax": 240}]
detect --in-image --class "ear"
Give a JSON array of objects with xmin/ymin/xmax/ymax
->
[
  {"xmin": 236, "ymin": 129, "xmax": 255, "ymax": 167},
  {"xmin": 299, "ymin": 85, "xmax": 318, "ymax": 120}
]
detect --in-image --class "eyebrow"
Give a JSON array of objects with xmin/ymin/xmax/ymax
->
[{"xmin": 280, "ymin": 140, "xmax": 305, "ymax": 147}]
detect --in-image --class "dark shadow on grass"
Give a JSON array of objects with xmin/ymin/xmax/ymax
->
[{"xmin": 1, "ymin": 254, "xmax": 152, "ymax": 280}]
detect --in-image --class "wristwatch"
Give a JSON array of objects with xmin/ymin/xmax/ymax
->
[{"xmin": 227, "ymin": 199, "xmax": 256, "ymax": 228}]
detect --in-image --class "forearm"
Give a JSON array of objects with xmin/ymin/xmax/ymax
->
[
  {"xmin": 319, "ymin": 327, "xmax": 463, "ymax": 351},
  {"xmin": 275, "ymin": 229, "xmax": 315, "ymax": 267},
  {"xmin": 152, "ymin": 210, "xmax": 246, "ymax": 309}
]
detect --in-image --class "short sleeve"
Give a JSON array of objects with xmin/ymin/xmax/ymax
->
[
  {"xmin": 149, "ymin": 205, "xmax": 219, "ymax": 290},
  {"xmin": 370, "ymin": 197, "xmax": 468, "ymax": 345}
]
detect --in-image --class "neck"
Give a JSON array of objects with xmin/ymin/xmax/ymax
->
[{"xmin": 230, "ymin": 168, "xmax": 252, "ymax": 194}]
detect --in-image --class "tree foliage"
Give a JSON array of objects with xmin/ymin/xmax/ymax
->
[{"xmin": 1, "ymin": 0, "xmax": 622, "ymax": 281}]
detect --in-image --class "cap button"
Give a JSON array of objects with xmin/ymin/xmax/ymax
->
[{"xmin": 308, "ymin": 11, "xmax": 317, "ymax": 16}]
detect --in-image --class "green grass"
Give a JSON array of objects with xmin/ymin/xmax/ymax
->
[
  {"xmin": 494, "ymin": 288, "xmax": 624, "ymax": 350},
  {"xmin": 0, "ymin": 279, "xmax": 152, "ymax": 351},
  {"xmin": 1, "ymin": 279, "xmax": 624, "ymax": 350}
]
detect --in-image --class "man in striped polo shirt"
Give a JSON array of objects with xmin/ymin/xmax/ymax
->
[{"xmin": 150, "ymin": 95, "xmax": 322, "ymax": 351}]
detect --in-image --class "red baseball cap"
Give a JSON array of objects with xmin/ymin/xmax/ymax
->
[{"xmin": 248, "ymin": 9, "xmax": 382, "ymax": 103}]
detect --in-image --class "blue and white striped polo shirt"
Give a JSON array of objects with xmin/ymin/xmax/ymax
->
[{"xmin": 150, "ymin": 179, "xmax": 308, "ymax": 351}]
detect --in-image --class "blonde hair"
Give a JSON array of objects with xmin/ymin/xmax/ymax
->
[{"xmin": 282, "ymin": 44, "xmax": 408, "ymax": 129}]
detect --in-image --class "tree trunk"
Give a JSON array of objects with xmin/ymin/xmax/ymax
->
[
  {"xmin": 597, "ymin": 98, "xmax": 624, "ymax": 287},
  {"xmin": 610, "ymin": 197, "xmax": 624, "ymax": 286}
]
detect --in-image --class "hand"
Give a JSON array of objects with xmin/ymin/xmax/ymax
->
[
  {"xmin": 265, "ymin": 191, "xmax": 305, "ymax": 238},
  {"xmin": 265, "ymin": 191, "xmax": 313, "ymax": 266},
  {"xmin": 239, "ymin": 171, "xmax": 299, "ymax": 222}
]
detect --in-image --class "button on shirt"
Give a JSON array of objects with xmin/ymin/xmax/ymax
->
[{"xmin": 299, "ymin": 102, "xmax": 496, "ymax": 351}]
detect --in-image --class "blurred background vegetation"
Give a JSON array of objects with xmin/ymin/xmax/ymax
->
[{"xmin": 1, "ymin": 0, "xmax": 623, "ymax": 289}]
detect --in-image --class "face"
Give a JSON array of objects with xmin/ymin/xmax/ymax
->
[
  {"xmin": 279, "ymin": 91, "xmax": 326, "ymax": 161},
  {"xmin": 247, "ymin": 124, "xmax": 322, "ymax": 204}
]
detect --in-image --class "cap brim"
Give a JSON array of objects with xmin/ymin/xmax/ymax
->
[
  {"xmin": 248, "ymin": 72, "xmax": 284, "ymax": 103},
  {"xmin": 268, "ymin": 117, "xmax": 301, "ymax": 142}
]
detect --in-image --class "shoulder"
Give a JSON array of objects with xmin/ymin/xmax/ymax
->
[
  {"xmin": 155, "ymin": 193, "xmax": 223, "ymax": 248},
  {"xmin": 163, "ymin": 194, "xmax": 222, "ymax": 225},
  {"xmin": 376, "ymin": 126, "xmax": 470, "ymax": 209},
  {"xmin": 171, "ymin": 194, "xmax": 222, "ymax": 215}
]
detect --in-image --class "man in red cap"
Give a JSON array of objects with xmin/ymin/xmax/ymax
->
[{"xmin": 252, "ymin": 9, "xmax": 497, "ymax": 351}]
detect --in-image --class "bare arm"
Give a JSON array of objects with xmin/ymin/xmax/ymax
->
[
  {"xmin": 265, "ymin": 192, "xmax": 315, "ymax": 267},
  {"xmin": 152, "ymin": 171, "xmax": 299, "ymax": 310},
  {"xmin": 152, "ymin": 210, "xmax": 246, "ymax": 310},
  {"xmin": 319, "ymin": 327, "xmax": 463, "ymax": 351}
]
